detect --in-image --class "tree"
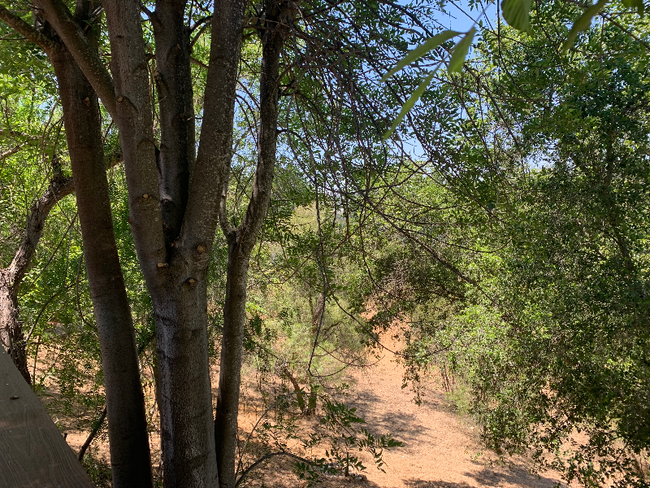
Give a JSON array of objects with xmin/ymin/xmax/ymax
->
[
  {"xmin": 0, "ymin": 0, "xmax": 482, "ymax": 485},
  {"xmin": 479, "ymin": 19, "xmax": 650, "ymax": 485},
  {"xmin": 394, "ymin": 8, "xmax": 650, "ymax": 485},
  {"xmin": 0, "ymin": 0, "xmax": 277, "ymax": 484},
  {"xmin": 0, "ymin": 0, "xmax": 395, "ymax": 486}
]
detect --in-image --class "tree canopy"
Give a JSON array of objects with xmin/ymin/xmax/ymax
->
[{"xmin": 1, "ymin": 1, "xmax": 650, "ymax": 487}]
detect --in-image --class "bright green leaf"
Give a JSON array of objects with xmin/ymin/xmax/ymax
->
[
  {"xmin": 382, "ymin": 72, "xmax": 435, "ymax": 140},
  {"xmin": 381, "ymin": 30, "xmax": 461, "ymax": 81},
  {"xmin": 448, "ymin": 27, "xmax": 476, "ymax": 74},
  {"xmin": 562, "ymin": 0, "xmax": 608, "ymax": 54},
  {"xmin": 502, "ymin": 0, "xmax": 533, "ymax": 32}
]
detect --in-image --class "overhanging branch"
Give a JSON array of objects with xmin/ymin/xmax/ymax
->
[
  {"xmin": 0, "ymin": 4, "xmax": 59, "ymax": 52},
  {"xmin": 34, "ymin": 0, "xmax": 117, "ymax": 118}
]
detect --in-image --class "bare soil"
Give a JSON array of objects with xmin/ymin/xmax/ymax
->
[
  {"xmin": 235, "ymin": 336, "xmax": 567, "ymax": 488},
  {"xmin": 52, "ymin": 337, "xmax": 567, "ymax": 488}
]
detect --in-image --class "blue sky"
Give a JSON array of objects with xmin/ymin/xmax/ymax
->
[{"xmin": 437, "ymin": 0, "xmax": 499, "ymax": 33}]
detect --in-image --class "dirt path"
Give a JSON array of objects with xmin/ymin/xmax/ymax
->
[
  {"xmin": 341, "ymin": 345, "xmax": 565, "ymax": 488},
  {"xmin": 241, "ymin": 337, "xmax": 567, "ymax": 488}
]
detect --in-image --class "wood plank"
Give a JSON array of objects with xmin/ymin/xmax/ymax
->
[{"xmin": 0, "ymin": 348, "xmax": 96, "ymax": 488}]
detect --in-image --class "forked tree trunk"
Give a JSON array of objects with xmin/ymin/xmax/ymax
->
[
  {"xmin": 11, "ymin": 0, "xmax": 289, "ymax": 486},
  {"xmin": 100, "ymin": 0, "xmax": 245, "ymax": 484},
  {"xmin": 215, "ymin": 2, "xmax": 297, "ymax": 485}
]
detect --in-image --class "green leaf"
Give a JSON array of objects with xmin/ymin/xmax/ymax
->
[
  {"xmin": 562, "ymin": 0, "xmax": 609, "ymax": 54},
  {"xmin": 622, "ymin": 0, "xmax": 644, "ymax": 15},
  {"xmin": 448, "ymin": 27, "xmax": 476, "ymax": 74},
  {"xmin": 381, "ymin": 30, "xmax": 461, "ymax": 81},
  {"xmin": 382, "ymin": 72, "xmax": 435, "ymax": 140},
  {"xmin": 502, "ymin": 0, "xmax": 533, "ymax": 32}
]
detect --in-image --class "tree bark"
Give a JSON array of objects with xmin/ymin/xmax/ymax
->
[
  {"xmin": 101, "ymin": 0, "xmax": 245, "ymax": 485},
  {"xmin": 151, "ymin": 0, "xmax": 195, "ymax": 249},
  {"xmin": 215, "ymin": 2, "xmax": 297, "ymax": 486},
  {"xmin": 48, "ymin": 40, "xmax": 152, "ymax": 488},
  {"xmin": 0, "ymin": 272, "xmax": 30, "ymax": 383},
  {"xmin": 215, "ymin": 238, "xmax": 250, "ymax": 488},
  {"xmin": 0, "ymin": 173, "xmax": 75, "ymax": 384},
  {"xmin": 33, "ymin": 0, "xmax": 117, "ymax": 117}
]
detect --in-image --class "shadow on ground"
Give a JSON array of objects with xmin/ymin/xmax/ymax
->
[
  {"xmin": 404, "ymin": 481, "xmax": 475, "ymax": 488},
  {"xmin": 464, "ymin": 464, "xmax": 564, "ymax": 487},
  {"xmin": 403, "ymin": 463, "xmax": 564, "ymax": 488},
  {"xmin": 344, "ymin": 381, "xmax": 452, "ymax": 452}
]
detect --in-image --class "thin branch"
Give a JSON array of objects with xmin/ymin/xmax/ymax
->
[
  {"xmin": 235, "ymin": 452, "xmax": 316, "ymax": 487},
  {"xmin": 7, "ymin": 176, "xmax": 75, "ymax": 288},
  {"xmin": 77, "ymin": 407, "xmax": 107, "ymax": 461},
  {"xmin": 190, "ymin": 17, "xmax": 211, "ymax": 49}
]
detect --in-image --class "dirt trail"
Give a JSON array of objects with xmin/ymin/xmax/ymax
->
[
  {"xmin": 341, "ymin": 344, "xmax": 564, "ymax": 488},
  {"xmin": 241, "ymin": 334, "xmax": 567, "ymax": 488}
]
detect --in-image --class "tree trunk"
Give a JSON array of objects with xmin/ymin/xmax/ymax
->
[
  {"xmin": 0, "ymin": 168, "xmax": 75, "ymax": 385},
  {"xmin": 49, "ymin": 43, "xmax": 152, "ymax": 488},
  {"xmin": 215, "ymin": 237, "xmax": 250, "ymax": 488},
  {"xmin": 101, "ymin": 0, "xmax": 250, "ymax": 484},
  {"xmin": 151, "ymin": 0, "xmax": 195, "ymax": 249},
  {"xmin": 148, "ymin": 261, "xmax": 219, "ymax": 488},
  {"xmin": 0, "ymin": 273, "xmax": 30, "ymax": 384},
  {"xmin": 215, "ymin": 3, "xmax": 297, "ymax": 486}
]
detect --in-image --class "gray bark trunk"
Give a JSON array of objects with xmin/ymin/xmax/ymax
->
[
  {"xmin": 3, "ymin": 1, "xmax": 270, "ymax": 487},
  {"xmin": 0, "ymin": 274, "xmax": 29, "ymax": 383},
  {"xmin": 102, "ymin": 0, "xmax": 246, "ymax": 486},
  {"xmin": 49, "ymin": 41, "xmax": 152, "ymax": 488},
  {"xmin": 215, "ymin": 2, "xmax": 296, "ymax": 486},
  {"xmin": 151, "ymin": 271, "xmax": 218, "ymax": 488},
  {"xmin": 215, "ymin": 238, "xmax": 250, "ymax": 488},
  {"xmin": 151, "ymin": 0, "xmax": 195, "ymax": 249}
]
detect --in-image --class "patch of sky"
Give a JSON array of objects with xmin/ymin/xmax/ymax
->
[
  {"xmin": 435, "ymin": 0, "xmax": 498, "ymax": 33},
  {"xmin": 387, "ymin": 2, "xmax": 500, "ymax": 162}
]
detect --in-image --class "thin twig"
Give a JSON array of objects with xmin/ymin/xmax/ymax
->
[{"xmin": 235, "ymin": 451, "xmax": 316, "ymax": 487}]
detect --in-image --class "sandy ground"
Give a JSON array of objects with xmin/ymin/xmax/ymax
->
[
  {"xmin": 236, "ymin": 337, "xmax": 566, "ymax": 488},
  {"xmin": 338, "ymin": 348, "xmax": 564, "ymax": 488},
  {"xmin": 55, "ymin": 340, "xmax": 567, "ymax": 488}
]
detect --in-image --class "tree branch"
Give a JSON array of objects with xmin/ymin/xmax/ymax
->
[
  {"xmin": 6, "ymin": 154, "xmax": 122, "ymax": 290},
  {"xmin": 7, "ymin": 175, "xmax": 75, "ymax": 289},
  {"xmin": 77, "ymin": 406, "xmax": 107, "ymax": 461},
  {"xmin": 0, "ymin": 4, "xmax": 59, "ymax": 52},
  {"xmin": 34, "ymin": 0, "xmax": 117, "ymax": 118},
  {"xmin": 182, "ymin": 0, "xmax": 246, "ymax": 249},
  {"xmin": 236, "ymin": 0, "xmax": 298, "ymax": 254}
]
